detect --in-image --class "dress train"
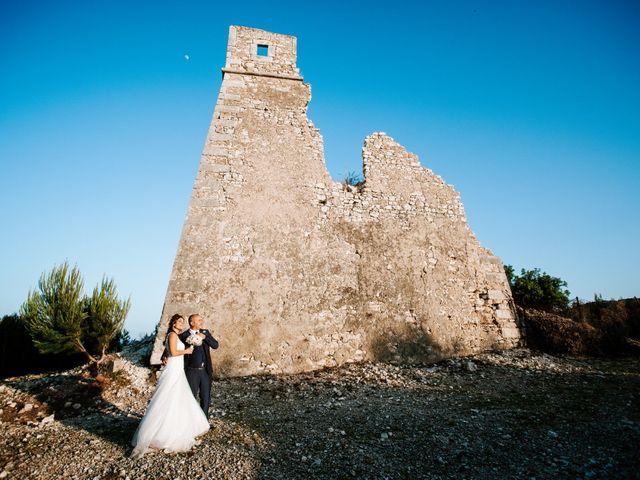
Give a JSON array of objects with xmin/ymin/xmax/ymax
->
[{"xmin": 131, "ymin": 338, "xmax": 209, "ymax": 457}]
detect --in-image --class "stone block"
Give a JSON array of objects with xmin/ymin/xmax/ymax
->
[
  {"xmin": 488, "ymin": 289, "xmax": 505, "ymax": 301},
  {"xmin": 201, "ymin": 163, "xmax": 231, "ymax": 173},
  {"xmin": 501, "ymin": 327, "xmax": 520, "ymax": 338},
  {"xmin": 203, "ymin": 145, "xmax": 229, "ymax": 156},
  {"xmin": 496, "ymin": 308, "xmax": 513, "ymax": 320}
]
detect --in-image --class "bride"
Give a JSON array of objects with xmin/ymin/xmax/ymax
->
[{"xmin": 131, "ymin": 314, "xmax": 210, "ymax": 457}]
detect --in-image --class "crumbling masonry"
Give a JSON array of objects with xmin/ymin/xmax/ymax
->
[{"xmin": 151, "ymin": 26, "xmax": 521, "ymax": 376}]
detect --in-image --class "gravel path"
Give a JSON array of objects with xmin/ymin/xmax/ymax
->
[{"xmin": 1, "ymin": 347, "xmax": 638, "ymax": 479}]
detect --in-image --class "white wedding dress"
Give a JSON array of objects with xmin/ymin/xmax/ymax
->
[{"xmin": 131, "ymin": 336, "xmax": 209, "ymax": 457}]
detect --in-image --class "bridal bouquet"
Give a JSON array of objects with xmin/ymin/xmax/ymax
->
[{"xmin": 185, "ymin": 332, "xmax": 203, "ymax": 348}]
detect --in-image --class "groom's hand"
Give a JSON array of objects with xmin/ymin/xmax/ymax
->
[{"xmin": 197, "ymin": 332, "xmax": 206, "ymax": 339}]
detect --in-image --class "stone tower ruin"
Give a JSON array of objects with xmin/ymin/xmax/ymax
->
[{"xmin": 151, "ymin": 25, "xmax": 521, "ymax": 376}]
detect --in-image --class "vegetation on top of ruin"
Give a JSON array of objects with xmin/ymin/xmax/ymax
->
[{"xmin": 341, "ymin": 171, "xmax": 365, "ymax": 192}]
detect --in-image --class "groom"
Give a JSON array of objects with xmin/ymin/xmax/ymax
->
[{"xmin": 179, "ymin": 313, "xmax": 219, "ymax": 419}]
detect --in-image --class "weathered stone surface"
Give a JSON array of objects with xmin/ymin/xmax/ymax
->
[{"xmin": 151, "ymin": 25, "xmax": 521, "ymax": 376}]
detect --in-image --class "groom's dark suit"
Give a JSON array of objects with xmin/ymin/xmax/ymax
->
[{"xmin": 179, "ymin": 329, "xmax": 219, "ymax": 418}]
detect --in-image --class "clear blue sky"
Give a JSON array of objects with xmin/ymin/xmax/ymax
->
[{"xmin": 1, "ymin": 1, "xmax": 638, "ymax": 337}]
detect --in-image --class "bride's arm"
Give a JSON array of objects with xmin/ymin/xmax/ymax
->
[{"xmin": 168, "ymin": 332, "xmax": 194, "ymax": 357}]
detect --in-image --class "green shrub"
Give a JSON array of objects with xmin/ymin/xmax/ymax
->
[{"xmin": 505, "ymin": 265, "xmax": 570, "ymax": 313}]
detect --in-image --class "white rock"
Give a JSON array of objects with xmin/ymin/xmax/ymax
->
[{"xmin": 40, "ymin": 414, "xmax": 55, "ymax": 424}]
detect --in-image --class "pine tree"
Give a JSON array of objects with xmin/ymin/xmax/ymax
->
[
  {"xmin": 20, "ymin": 262, "xmax": 96, "ymax": 362},
  {"xmin": 86, "ymin": 277, "xmax": 131, "ymax": 362},
  {"xmin": 20, "ymin": 262, "xmax": 131, "ymax": 365}
]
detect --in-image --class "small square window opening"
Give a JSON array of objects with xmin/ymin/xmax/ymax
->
[{"xmin": 257, "ymin": 44, "xmax": 269, "ymax": 56}]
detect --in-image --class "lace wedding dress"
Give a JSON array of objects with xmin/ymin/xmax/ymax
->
[{"xmin": 131, "ymin": 336, "xmax": 209, "ymax": 457}]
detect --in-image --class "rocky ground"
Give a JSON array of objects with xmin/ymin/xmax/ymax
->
[{"xmin": 0, "ymin": 340, "xmax": 638, "ymax": 480}]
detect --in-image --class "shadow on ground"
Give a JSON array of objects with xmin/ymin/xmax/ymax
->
[
  {"xmin": 214, "ymin": 356, "xmax": 640, "ymax": 479},
  {"xmin": 3, "ymin": 371, "xmax": 140, "ymax": 449}
]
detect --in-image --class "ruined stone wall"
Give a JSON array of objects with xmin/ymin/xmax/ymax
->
[{"xmin": 151, "ymin": 25, "xmax": 520, "ymax": 376}]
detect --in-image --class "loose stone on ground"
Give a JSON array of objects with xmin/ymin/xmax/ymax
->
[{"xmin": 0, "ymin": 341, "xmax": 638, "ymax": 479}]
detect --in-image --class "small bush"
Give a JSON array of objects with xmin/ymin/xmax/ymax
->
[
  {"xmin": 520, "ymin": 306, "xmax": 637, "ymax": 356},
  {"xmin": 342, "ymin": 171, "xmax": 365, "ymax": 191},
  {"xmin": 506, "ymin": 265, "xmax": 637, "ymax": 356},
  {"xmin": 520, "ymin": 307, "xmax": 599, "ymax": 355}
]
